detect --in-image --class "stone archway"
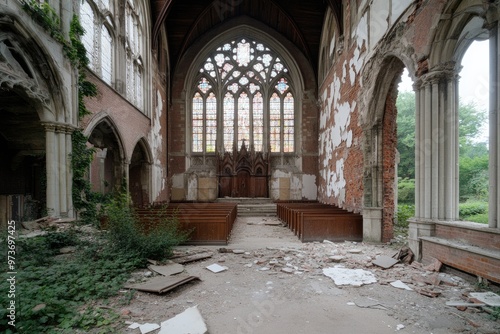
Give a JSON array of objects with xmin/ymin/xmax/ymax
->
[
  {"xmin": 361, "ymin": 55, "xmax": 408, "ymax": 243},
  {"xmin": 129, "ymin": 140, "xmax": 151, "ymax": 206},
  {"xmin": 0, "ymin": 89, "xmax": 46, "ymax": 222},
  {"xmin": 0, "ymin": 27, "xmax": 75, "ymax": 221},
  {"xmin": 87, "ymin": 119, "xmax": 125, "ymax": 195}
]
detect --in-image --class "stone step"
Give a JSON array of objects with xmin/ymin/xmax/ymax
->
[
  {"xmin": 237, "ymin": 203, "xmax": 277, "ymax": 217},
  {"xmin": 216, "ymin": 197, "xmax": 274, "ymax": 204}
]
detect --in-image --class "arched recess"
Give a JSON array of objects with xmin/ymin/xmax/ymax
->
[
  {"xmin": 170, "ymin": 16, "xmax": 317, "ymax": 202},
  {"xmin": 0, "ymin": 18, "xmax": 73, "ymax": 222},
  {"xmin": 85, "ymin": 117, "xmax": 126, "ymax": 195},
  {"xmin": 362, "ymin": 55, "xmax": 407, "ymax": 243},
  {"xmin": 318, "ymin": 6, "xmax": 342, "ymax": 84},
  {"xmin": 129, "ymin": 138, "xmax": 152, "ymax": 206}
]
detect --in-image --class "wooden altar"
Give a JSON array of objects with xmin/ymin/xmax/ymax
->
[{"xmin": 217, "ymin": 142, "xmax": 270, "ymax": 198}]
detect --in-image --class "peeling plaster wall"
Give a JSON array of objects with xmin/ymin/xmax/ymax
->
[
  {"xmin": 149, "ymin": 91, "xmax": 166, "ymax": 201},
  {"xmin": 318, "ymin": 0, "xmax": 415, "ymax": 212}
]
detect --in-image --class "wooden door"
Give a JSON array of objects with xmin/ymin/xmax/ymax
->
[{"xmin": 235, "ymin": 171, "xmax": 250, "ymax": 197}]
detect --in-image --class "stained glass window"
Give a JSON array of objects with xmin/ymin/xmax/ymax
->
[
  {"xmin": 253, "ymin": 92, "xmax": 264, "ymax": 151},
  {"xmin": 223, "ymin": 93, "xmax": 235, "ymax": 151},
  {"xmin": 192, "ymin": 37, "xmax": 295, "ymax": 154},
  {"xmin": 192, "ymin": 93, "xmax": 204, "ymax": 152},
  {"xmin": 238, "ymin": 92, "xmax": 250, "ymax": 149},
  {"xmin": 284, "ymin": 92, "xmax": 294, "ymax": 152},
  {"xmin": 270, "ymin": 93, "xmax": 281, "ymax": 152}
]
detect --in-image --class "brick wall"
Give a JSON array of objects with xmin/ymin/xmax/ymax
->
[
  {"xmin": 434, "ymin": 223, "xmax": 500, "ymax": 251},
  {"xmin": 381, "ymin": 80, "xmax": 400, "ymax": 242}
]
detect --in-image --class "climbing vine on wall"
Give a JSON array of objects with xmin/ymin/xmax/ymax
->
[{"xmin": 22, "ymin": 1, "xmax": 100, "ymax": 223}]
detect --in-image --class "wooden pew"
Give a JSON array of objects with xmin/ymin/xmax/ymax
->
[
  {"xmin": 276, "ymin": 202, "xmax": 363, "ymax": 242},
  {"xmin": 135, "ymin": 202, "xmax": 237, "ymax": 245}
]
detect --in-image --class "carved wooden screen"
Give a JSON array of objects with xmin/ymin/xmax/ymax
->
[{"xmin": 217, "ymin": 142, "xmax": 269, "ymax": 198}]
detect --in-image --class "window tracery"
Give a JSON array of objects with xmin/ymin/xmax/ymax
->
[{"xmin": 192, "ymin": 38, "xmax": 295, "ymax": 154}]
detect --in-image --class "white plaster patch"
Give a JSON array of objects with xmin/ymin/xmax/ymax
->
[
  {"xmin": 391, "ymin": 0, "xmax": 412, "ymax": 25},
  {"xmin": 187, "ymin": 175, "xmax": 197, "ymax": 201},
  {"xmin": 356, "ymin": 13, "xmax": 368, "ymax": 50},
  {"xmin": 302, "ymin": 174, "xmax": 317, "ymax": 200},
  {"xmin": 150, "ymin": 91, "xmax": 165, "ymax": 201},
  {"xmin": 369, "ymin": 0, "xmax": 389, "ymax": 50}
]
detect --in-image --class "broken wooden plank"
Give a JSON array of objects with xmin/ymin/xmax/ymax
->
[
  {"xmin": 125, "ymin": 275, "xmax": 200, "ymax": 294},
  {"xmin": 446, "ymin": 301, "xmax": 485, "ymax": 307},
  {"xmin": 172, "ymin": 252, "xmax": 214, "ymax": 264},
  {"xmin": 148, "ymin": 262, "xmax": 184, "ymax": 276}
]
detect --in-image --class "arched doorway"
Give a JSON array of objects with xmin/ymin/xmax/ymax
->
[
  {"xmin": 87, "ymin": 118, "xmax": 125, "ymax": 196},
  {"xmin": 129, "ymin": 140, "xmax": 151, "ymax": 206},
  {"xmin": 0, "ymin": 89, "xmax": 46, "ymax": 222}
]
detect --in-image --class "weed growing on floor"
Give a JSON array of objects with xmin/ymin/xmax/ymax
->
[{"xmin": 104, "ymin": 193, "xmax": 190, "ymax": 263}]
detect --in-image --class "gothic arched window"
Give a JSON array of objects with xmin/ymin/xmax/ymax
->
[
  {"xmin": 125, "ymin": 0, "xmax": 144, "ymax": 110},
  {"xmin": 79, "ymin": 0, "xmax": 114, "ymax": 86},
  {"xmin": 191, "ymin": 38, "xmax": 295, "ymax": 154}
]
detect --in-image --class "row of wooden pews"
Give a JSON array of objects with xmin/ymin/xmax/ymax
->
[
  {"xmin": 276, "ymin": 202, "xmax": 363, "ymax": 242},
  {"xmin": 135, "ymin": 202, "xmax": 238, "ymax": 245}
]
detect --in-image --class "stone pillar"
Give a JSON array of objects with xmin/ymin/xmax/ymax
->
[
  {"xmin": 44, "ymin": 123, "xmax": 59, "ymax": 217},
  {"xmin": 56, "ymin": 126, "xmax": 68, "ymax": 217},
  {"xmin": 65, "ymin": 128, "xmax": 74, "ymax": 218},
  {"xmin": 489, "ymin": 22, "xmax": 500, "ymax": 229},
  {"xmin": 410, "ymin": 63, "xmax": 460, "ymax": 256}
]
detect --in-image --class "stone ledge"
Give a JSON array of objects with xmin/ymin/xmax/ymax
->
[{"xmin": 420, "ymin": 236, "xmax": 500, "ymax": 284}]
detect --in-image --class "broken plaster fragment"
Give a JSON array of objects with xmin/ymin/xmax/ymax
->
[
  {"xmin": 139, "ymin": 323, "xmax": 160, "ymax": 334},
  {"xmin": 206, "ymin": 263, "xmax": 228, "ymax": 273},
  {"xmin": 322, "ymin": 266, "xmax": 377, "ymax": 287}
]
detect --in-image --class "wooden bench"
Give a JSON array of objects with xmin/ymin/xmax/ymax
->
[
  {"xmin": 277, "ymin": 202, "xmax": 362, "ymax": 242},
  {"xmin": 135, "ymin": 203, "xmax": 237, "ymax": 245}
]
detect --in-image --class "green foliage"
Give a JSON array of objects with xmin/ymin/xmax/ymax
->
[
  {"xmin": 396, "ymin": 204, "xmax": 415, "ymax": 229},
  {"xmin": 396, "ymin": 91, "xmax": 416, "ymax": 180},
  {"xmin": 0, "ymin": 232, "xmax": 138, "ymax": 333},
  {"xmin": 459, "ymin": 155, "xmax": 489, "ymax": 201},
  {"xmin": 22, "ymin": 0, "xmax": 64, "ymax": 42},
  {"xmin": 458, "ymin": 201, "xmax": 488, "ymax": 220},
  {"xmin": 398, "ymin": 178, "xmax": 415, "ymax": 204},
  {"xmin": 488, "ymin": 307, "xmax": 500, "ymax": 321},
  {"xmin": 71, "ymin": 130, "xmax": 109, "ymax": 224},
  {"xmin": 43, "ymin": 229, "xmax": 79, "ymax": 250},
  {"xmin": 105, "ymin": 193, "xmax": 190, "ymax": 262}
]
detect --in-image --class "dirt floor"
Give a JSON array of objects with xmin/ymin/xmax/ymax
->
[{"xmin": 115, "ymin": 216, "xmax": 500, "ymax": 334}]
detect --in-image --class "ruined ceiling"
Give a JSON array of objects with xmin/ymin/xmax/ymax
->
[{"xmin": 151, "ymin": 0, "xmax": 342, "ymax": 78}]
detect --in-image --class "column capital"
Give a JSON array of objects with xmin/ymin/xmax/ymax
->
[
  {"xmin": 415, "ymin": 61, "xmax": 460, "ymax": 88},
  {"xmin": 42, "ymin": 122, "xmax": 77, "ymax": 134},
  {"xmin": 41, "ymin": 122, "xmax": 57, "ymax": 132}
]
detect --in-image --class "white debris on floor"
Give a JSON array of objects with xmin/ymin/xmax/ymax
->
[
  {"xmin": 159, "ymin": 306, "xmax": 207, "ymax": 334},
  {"xmin": 322, "ymin": 266, "xmax": 377, "ymax": 286}
]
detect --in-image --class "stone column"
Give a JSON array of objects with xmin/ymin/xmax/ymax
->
[
  {"xmin": 56, "ymin": 126, "xmax": 68, "ymax": 217},
  {"xmin": 43, "ymin": 123, "xmax": 59, "ymax": 217},
  {"xmin": 489, "ymin": 22, "xmax": 500, "ymax": 229},
  {"xmin": 410, "ymin": 63, "xmax": 460, "ymax": 259},
  {"xmin": 65, "ymin": 127, "xmax": 74, "ymax": 218}
]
